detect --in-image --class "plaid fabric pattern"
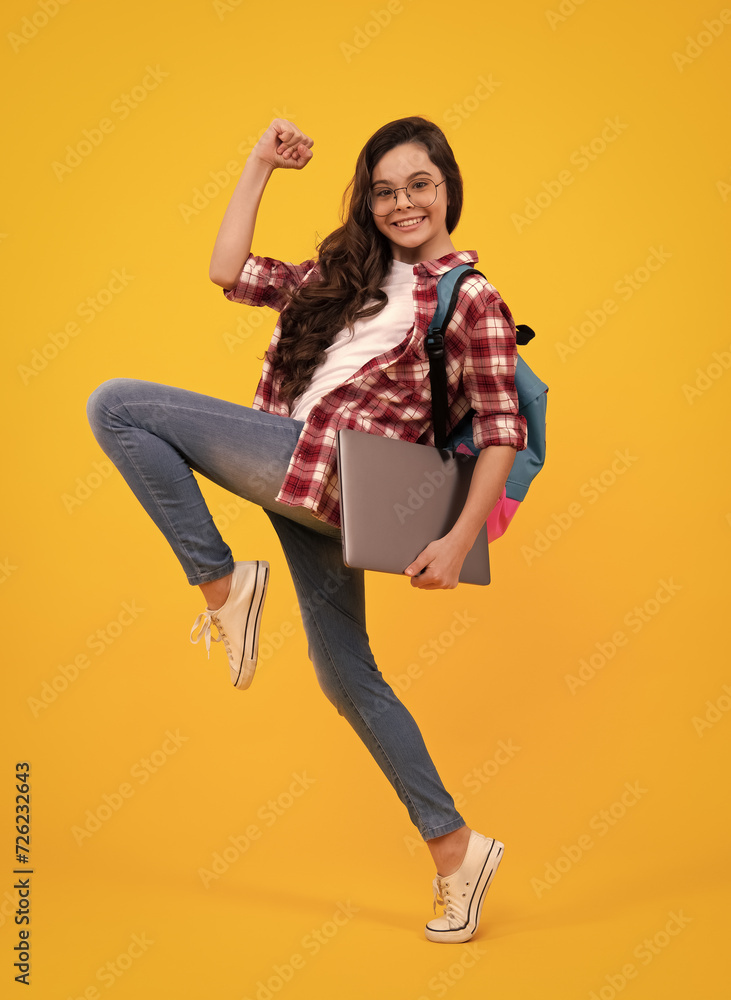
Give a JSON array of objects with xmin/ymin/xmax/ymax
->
[{"xmin": 223, "ymin": 250, "xmax": 527, "ymax": 528}]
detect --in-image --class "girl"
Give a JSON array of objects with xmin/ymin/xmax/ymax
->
[{"xmin": 86, "ymin": 116, "xmax": 527, "ymax": 943}]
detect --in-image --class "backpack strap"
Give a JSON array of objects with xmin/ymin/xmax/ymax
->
[
  {"xmin": 426, "ymin": 266, "xmax": 484, "ymax": 449},
  {"xmin": 426, "ymin": 266, "xmax": 544, "ymax": 451}
]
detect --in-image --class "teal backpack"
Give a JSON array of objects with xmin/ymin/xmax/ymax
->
[{"xmin": 426, "ymin": 265, "xmax": 548, "ymax": 539}]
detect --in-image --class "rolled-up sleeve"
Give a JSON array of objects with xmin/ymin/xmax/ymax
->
[
  {"xmin": 463, "ymin": 292, "xmax": 527, "ymax": 451},
  {"xmin": 223, "ymin": 253, "xmax": 317, "ymax": 311}
]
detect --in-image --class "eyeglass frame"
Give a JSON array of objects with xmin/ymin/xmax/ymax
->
[{"xmin": 367, "ymin": 178, "xmax": 447, "ymax": 216}]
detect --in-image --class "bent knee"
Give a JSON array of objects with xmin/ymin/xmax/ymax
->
[{"xmin": 86, "ymin": 377, "xmax": 137, "ymax": 429}]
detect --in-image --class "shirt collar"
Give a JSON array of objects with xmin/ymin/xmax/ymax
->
[{"xmin": 412, "ymin": 250, "xmax": 479, "ymax": 278}]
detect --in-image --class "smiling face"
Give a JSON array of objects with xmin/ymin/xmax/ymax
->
[{"xmin": 369, "ymin": 142, "xmax": 456, "ymax": 264}]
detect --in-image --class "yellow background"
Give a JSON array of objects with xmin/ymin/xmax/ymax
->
[{"xmin": 2, "ymin": 0, "xmax": 729, "ymax": 996}]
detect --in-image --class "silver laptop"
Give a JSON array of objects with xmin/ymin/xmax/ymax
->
[{"xmin": 336, "ymin": 429, "xmax": 490, "ymax": 586}]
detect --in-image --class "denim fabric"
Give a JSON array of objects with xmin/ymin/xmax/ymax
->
[{"xmin": 86, "ymin": 378, "xmax": 465, "ymax": 840}]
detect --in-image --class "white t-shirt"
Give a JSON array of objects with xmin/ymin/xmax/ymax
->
[{"xmin": 289, "ymin": 258, "xmax": 415, "ymax": 422}]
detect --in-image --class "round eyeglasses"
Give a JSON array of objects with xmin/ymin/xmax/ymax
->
[{"xmin": 368, "ymin": 178, "xmax": 446, "ymax": 216}]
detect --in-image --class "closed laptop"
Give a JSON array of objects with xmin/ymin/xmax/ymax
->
[{"xmin": 336, "ymin": 428, "xmax": 490, "ymax": 586}]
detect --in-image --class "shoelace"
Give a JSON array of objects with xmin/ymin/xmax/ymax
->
[
  {"xmin": 432, "ymin": 875, "xmax": 456, "ymax": 919},
  {"xmin": 190, "ymin": 610, "xmax": 224, "ymax": 659}
]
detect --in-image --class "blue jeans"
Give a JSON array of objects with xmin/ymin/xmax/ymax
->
[{"xmin": 86, "ymin": 378, "xmax": 465, "ymax": 840}]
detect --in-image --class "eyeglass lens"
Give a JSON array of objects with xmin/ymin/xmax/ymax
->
[{"xmin": 369, "ymin": 179, "xmax": 440, "ymax": 215}]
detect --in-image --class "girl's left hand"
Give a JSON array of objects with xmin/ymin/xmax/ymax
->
[{"xmin": 403, "ymin": 536, "xmax": 468, "ymax": 590}]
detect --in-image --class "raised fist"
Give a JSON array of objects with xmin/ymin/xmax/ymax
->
[{"xmin": 252, "ymin": 119, "xmax": 314, "ymax": 170}]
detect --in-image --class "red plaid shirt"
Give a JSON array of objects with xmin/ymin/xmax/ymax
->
[{"xmin": 223, "ymin": 250, "xmax": 527, "ymax": 528}]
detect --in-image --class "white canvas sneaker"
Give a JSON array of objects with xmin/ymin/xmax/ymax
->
[
  {"xmin": 425, "ymin": 830, "xmax": 504, "ymax": 943},
  {"xmin": 190, "ymin": 561, "xmax": 269, "ymax": 690}
]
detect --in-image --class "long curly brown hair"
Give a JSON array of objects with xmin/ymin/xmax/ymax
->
[{"xmin": 267, "ymin": 116, "xmax": 464, "ymax": 409}]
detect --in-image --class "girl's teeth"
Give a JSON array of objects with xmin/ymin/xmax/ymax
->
[{"xmin": 395, "ymin": 218, "xmax": 424, "ymax": 228}]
